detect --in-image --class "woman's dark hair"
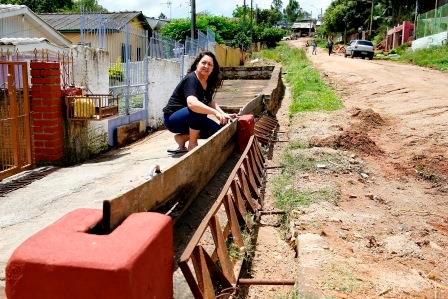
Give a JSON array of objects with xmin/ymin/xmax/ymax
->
[{"xmin": 188, "ymin": 51, "xmax": 222, "ymax": 94}]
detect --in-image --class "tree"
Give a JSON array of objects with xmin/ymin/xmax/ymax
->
[
  {"xmin": 284, "ymin": 0, "xmax": 301, "ymax": 23},
  {"xmin": 72, "ymin": 0, "xmax": 108, "ymax": 12},
  {"xmin": 160, "ymin": 14, "xmax": 239, "ymax": 44},
  {"xmin": 232, "ymin": 5, "xmax": 245, "ymax": 18},
  {"xmin": 158, "ymin": 12, "xmax": 167, "ymax": 20},
  {"xmin": 2, "ymin": 0, "xmax": 73, "ymax": 12},
  {"xmin": 271, "ymin": 0, "xmax": 283, "ymax": 12}
]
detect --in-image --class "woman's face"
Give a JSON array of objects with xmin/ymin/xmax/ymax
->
[{"xmin": 196, "ymin": 55, "xmax": 214, "ymax": 78}]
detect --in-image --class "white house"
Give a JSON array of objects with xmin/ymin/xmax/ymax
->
[{"xmin": 0, "ymin": 4, "xmax": 72, "ymax": 52}]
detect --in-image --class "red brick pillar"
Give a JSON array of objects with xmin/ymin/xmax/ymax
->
[{"xmin": 30, "ymin": 62, "xmax": 63, "ymax": 162}]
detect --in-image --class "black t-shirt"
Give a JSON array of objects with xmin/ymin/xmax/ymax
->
[{"xmin": 163, "ymin": 72, "xmax": 213, "ymax": 115}]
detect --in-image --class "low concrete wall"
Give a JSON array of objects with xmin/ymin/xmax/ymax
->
[
  {"xmin": 71, "ymin": 46, "xmax": 109, "ymax": 94},
  {"xmin": 262, "ymin": 64, "xmax": 285, "ymax": 116},
  {"xmin": 103, "ymin": 121, "xmax": 237, "ymax": 231},
  {"xmin": 234, "ymin": 65, "xmax": 284, "ymax": 117},
  {"xmin": 147, "ymin": 56, "xmax": 195, "ymax": 128},
  {"xmin": 221, "ymin": 66, "xmax": 274, "ymax": 80},
  {"xmin": 412, "ymin": 31, "xmax": 448, "ymax": 50},
  {"xmin": 240, "ymin": 94, "xmax": 264, "ymax": 116}
]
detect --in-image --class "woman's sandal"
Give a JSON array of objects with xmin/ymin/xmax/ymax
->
[{"xmin": 167, "ymin": 147, "xmax": 188, "ymax": 154}]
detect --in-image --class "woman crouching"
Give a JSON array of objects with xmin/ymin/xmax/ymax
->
[{"xmin": 163, "ymin": 51, "xmax": 233, "ymax": 153}]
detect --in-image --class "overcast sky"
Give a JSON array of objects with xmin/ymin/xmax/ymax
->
[{"xmin": 97, "ymin": 0, "xmax": 332, "ymax": 20}]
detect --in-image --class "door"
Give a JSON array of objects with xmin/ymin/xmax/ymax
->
[{"xmin": 0, "ymin": 62, "xmax": 33, "ymax": 180}]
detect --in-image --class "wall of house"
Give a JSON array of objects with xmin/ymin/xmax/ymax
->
[
  {"xmin": 146, "ymin": 55, "xmax": 194, "ymax": 128},
  {"xmin": 0, "ymin": 14, "xmax": 66, "ymax": 46},
  {"xmin": 72, "ymin": 45, "xmax": 109, "ymax": 94},
  {"xmin": 147, "ymin": 58, "xmax": 182, "ymax": 128},
  {"xmin": 63, "ymin": 32, "xmax": 80, "ymax": 44}
]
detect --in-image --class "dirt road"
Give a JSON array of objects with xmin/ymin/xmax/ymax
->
[{"xmin": 248, "ymin": 40, "xmax": 447, "ymax": 298}]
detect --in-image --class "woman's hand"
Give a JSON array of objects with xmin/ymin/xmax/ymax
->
[{"xmin": 215, "ymin": 111, "xmax": 232, "ymax": 125}]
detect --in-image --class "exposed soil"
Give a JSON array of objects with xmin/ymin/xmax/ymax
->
[
  {"xmin": 310, "ymin": 128, "xmax": 384, "ymax": 156},
  {"xmin": 246, "ymin": 39, "xmax": 448, "ymax": 298}
]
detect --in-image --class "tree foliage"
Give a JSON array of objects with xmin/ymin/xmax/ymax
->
[
  {"xmin": 284, "ymin": 0, "xmax": 305, "ymax": 22},
  {"xmin": 160, "ymin": 14, "xmax": 239, "ymax": 44},
  {"xmin": 72, "ymin": 0, "xmax": 107, "ymax": 12},
  {"xmin": 2, "ymin": 0, "xmax": 107, "ymax": 12},
  {"xmin": 2, "ymin": 0, "xmax": 73, "ymax": 12},
  {"xmin": 321, "ymin": 0, "xmax": 417, "ymax": 40}
]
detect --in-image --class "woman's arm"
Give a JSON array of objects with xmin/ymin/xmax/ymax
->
[
  {"xmin": 210, "ymin": 100, "xmax": 237, "ymax": 119},
  {"xmin": 187, "ymin": 96, "xmax": 228, "ymax": 124}
]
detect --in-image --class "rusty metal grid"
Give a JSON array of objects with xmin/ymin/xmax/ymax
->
[
  {"xmin": 0, "ymin": 62, "xmax": 33, "ymax": 180},
  {"xmin": 178, "ymin": 135, "xmax": 294, "ymax": 298}
]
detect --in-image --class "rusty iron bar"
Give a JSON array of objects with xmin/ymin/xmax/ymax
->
[
  {"xmin": 265, "ymin": 165, "xmax": 284, "ymax": 169},
  {"xmin": 238, "ymin": 279, "xmax": 296, "ymax": 285},
  {"xmin": 179, "ymin": 136, "xmax": 266, "ymax": 299},
  {"xmin": 259, "ymin": 210, "xmax": 286, "ymax": 215}
]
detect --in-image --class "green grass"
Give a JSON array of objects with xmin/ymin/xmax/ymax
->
[
  {"xmin": 398, "ymin": 45, "xmax": 448, "ymax": 71},
  {"xmin": 260, "ymin": 43, "xmax": 343, "ymax": 115},
  {"xmin": 272, "ymin": 174, "xmax": 338, "ymax": 211}
]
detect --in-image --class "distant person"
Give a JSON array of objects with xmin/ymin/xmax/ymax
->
[
  {"xmin": 327, "ymin": 38, "xmax": 334, "ymax": 56},
  {"xmin": 162, "ymin": 51, "xmax": 234, "ymax": 154},
  {"xmin": 312, "ymin": 40, "xmax": 317, "ymax": 55}
]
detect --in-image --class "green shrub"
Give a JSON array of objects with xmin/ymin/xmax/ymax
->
[
  {"xmin": 231, "ymin": 32, "xmax": 251, "ymax": 50},
  {"xmin": 399, "ymin": 45, "xmax": 448, "ymax": 71},
  {"xmin": 261, "ymin": 27, "xmax": 286, "ymax": 48},
  {"xmin": 108, "ymin": 58, "xmax": 123, "ymax": 81}
]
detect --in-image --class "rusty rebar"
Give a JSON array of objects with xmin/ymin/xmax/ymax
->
[{"xmin": 238, "ymin": 278, "xmax": 296, "ymax": 285}]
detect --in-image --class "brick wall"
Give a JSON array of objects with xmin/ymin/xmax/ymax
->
[{"xmin": 30, "ymin": 62, "xmax": 64, "ymax": 162}]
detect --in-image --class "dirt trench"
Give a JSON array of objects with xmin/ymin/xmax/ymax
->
[{"xmin": 245, "ymin": 41, "xmax": 448, "ymax": 298}]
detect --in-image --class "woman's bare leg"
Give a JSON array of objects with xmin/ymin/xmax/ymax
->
[
  {"xmin": 188, "ymin": 128, "xmax": 200, "ymax": 151},
  {"xmin": 174, "ymin": 134, "xmax": 189, "ymax": 149}
]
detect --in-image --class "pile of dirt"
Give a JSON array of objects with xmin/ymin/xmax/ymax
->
[
  {"xmin": 351, "ymin": 107, "xmax": 385, "ymax": 128},
  {"xmin": 412, "ymin": 153, "xmax": 448, "ymax": 185},
  {"xmin": 310, "ymin": 129, "xmax": 384, "ymax": 155}
]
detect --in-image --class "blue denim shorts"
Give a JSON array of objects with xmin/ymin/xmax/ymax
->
[{"xmin": 164, "ymin": 107, "xmax": 222, "ymax": 139}]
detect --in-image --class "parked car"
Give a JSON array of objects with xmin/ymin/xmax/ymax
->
[{"xmin": 345, "ymin": 39, "xmax": 374, "ymax": 60}]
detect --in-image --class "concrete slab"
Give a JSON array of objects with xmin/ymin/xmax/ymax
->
[{"xmin": 215, "ymin": 79, "xmax": 269, "ymax": 111}]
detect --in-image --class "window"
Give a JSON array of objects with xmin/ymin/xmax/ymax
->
[
  {"xmin": 358, "ymin": 40, "xmax": 373, "ymax": 46},
  {"xmin": 121, "ymin": 44, "xmax": 132, "ymax": 62},
  {"xmin": 137, "ymin": 47, "xmax": 142, "ymax": 61},
  {"xmin": 121, "ymin": 43, "xmax": 125, "ymax": 62}
]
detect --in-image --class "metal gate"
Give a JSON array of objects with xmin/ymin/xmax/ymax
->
[{"xmin": 0, "ymin": 62, "xmax": 32, "ymax": 180}]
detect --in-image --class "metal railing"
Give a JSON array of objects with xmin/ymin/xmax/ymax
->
[
  {"xmin": 179, "ymin": 133, "xmax": 295, "ymax": 298},
  {"xmin": 149, "ymin": 32, "xmax": 183, "ymax": 60},
  {"xmin": 416, "ymin": 3, "xmax": 448, "ymax": 39}
]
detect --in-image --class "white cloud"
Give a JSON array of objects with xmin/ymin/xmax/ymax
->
[{"xmin": 98, "ymin": 0, "xmax": 331, "ymax": 19}]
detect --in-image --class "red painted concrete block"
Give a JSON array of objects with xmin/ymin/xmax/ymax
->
[
  {"xmin": 237, "ymin": 114, "xmax": 255, "ymax": 153},
  {"xmin": 6, "ymin": 209, "xmax": 173, "ymax": 299}
]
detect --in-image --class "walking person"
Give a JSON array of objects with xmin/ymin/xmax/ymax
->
[
  {"xmin": 312, "ymin": 40, "xmax": 317, "ymax": 55},
  {"xmin": 327, "ymin": 37, "xmax": 334, "ymax": 56},
  {"xmin": 163, "ymin": 51, "xmax": 234, "ymax": 153}
]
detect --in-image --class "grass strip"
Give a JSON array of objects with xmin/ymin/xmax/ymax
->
[{"xmin": 260, "ymin": 43, "xmax": 343, "ymax": 115}]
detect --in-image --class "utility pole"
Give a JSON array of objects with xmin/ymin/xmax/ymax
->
[
  {"xmin": 243, "ymin": 0, "xmax": 247, "ymax": 33},
  {"xmin": 414, "ymin": 0, "xmax": 418, "ymax": 39},
  {"xmin": 191, "ymin": 0, "xmax": 196, "ymax": 39},
  {"xmin": 161, "ymin": 1, "xmax": 172, "ymax": 19},
  {"xmin": 250, "ymin": 0, "xmax": 253, "ymax": 41},
  {"xmin": 309, "ymin": 11, "xmax": 312, "ymax": 37},
  {"xmin": 369, "ymin": 0, "xmax": 374, "ymax": 36}
]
